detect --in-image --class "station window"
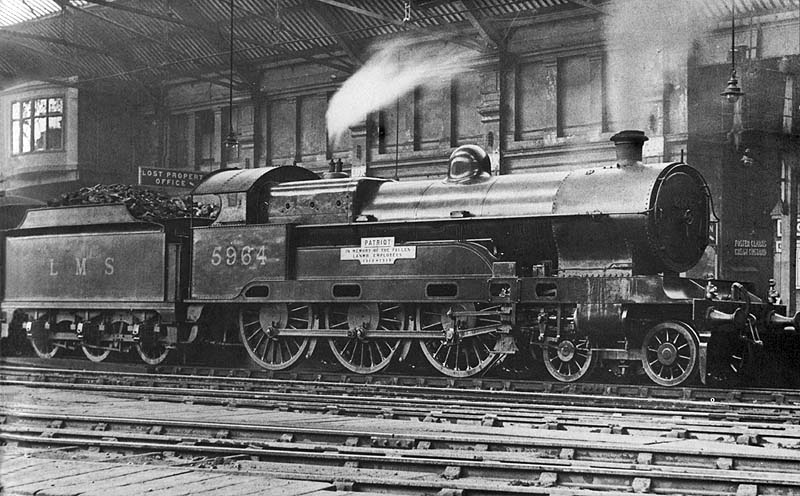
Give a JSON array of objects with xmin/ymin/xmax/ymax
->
[{"xmin": 10, "ymin": 97, "xmax": 63, "ymax": 155}]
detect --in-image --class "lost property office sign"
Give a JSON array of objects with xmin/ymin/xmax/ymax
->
[{"xmin": 139, "ymin": 167, "xmax": 206, "ymax": 189}]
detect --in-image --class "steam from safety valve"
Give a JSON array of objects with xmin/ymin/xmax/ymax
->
[{"xmin": 326, "ymin": 36, "xmax": 480, "ymax": 145}]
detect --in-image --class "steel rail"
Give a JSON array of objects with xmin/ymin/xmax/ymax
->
[
  {"xmin": 5, "ymin": 374, "xmax": 800, "ymax": 444},
  {"xmin": 0, "ymin": 373, "xmax": 788, "ymax": 423},
  {"xmin": 4, "ymin": 362, "xmax": 800, "ymax": 414},
  {"xmin": 4, "ymin": 415, "xmax": 800, "ymax": 495},
  {"xmin": 3, "ymin": 409, "xmax": 799, "ymax": 466},
  {"xmin": 6, "ymin": 356, "xmax": 800, "ymax": 407}
]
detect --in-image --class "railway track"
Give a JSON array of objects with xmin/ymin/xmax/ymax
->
[
  {"xmin": 6, "ymin": 360, "xmax": 800, "ymax": 494},
  {"xmin": 7, "ymin": 353, "xmax": 800, "ymax": 405},
  {"xmin": 4, "ymin": 362, "xmax": 800, "ymax": 446},
  {"xmin": 4, "ymin": 401, "xmax": 800, "ymax": 495},
  {"xmin": 4, "ymin": 353, "xmax": 799, "ymax": 400}
]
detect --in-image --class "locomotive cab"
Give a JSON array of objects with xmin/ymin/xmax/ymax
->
[{"xmin": 191, "ymin": 166, "xmax": 319, "ymax": 225}]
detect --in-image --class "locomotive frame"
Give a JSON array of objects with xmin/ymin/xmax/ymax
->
[{"xmin": 2, "ymin": 131, "xmax": 796, "ymax": 387}]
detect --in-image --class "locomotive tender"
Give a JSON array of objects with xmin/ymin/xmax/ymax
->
[{"xmin": 3, "ymin": 130, "xmax": 796, "ymax": 386}]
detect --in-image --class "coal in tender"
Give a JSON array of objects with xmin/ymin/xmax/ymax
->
[{"xmin": 48, "ymin": 184, "xmax": 217, "ymax": 221}]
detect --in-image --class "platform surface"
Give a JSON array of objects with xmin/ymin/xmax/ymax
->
[{"xmin": 1, "ymin": 452, "xmax": 333, "ymax": 496}]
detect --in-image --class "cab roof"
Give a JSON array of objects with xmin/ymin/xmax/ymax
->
[{"xmin": 191, "ymin": 166, "xmax": 319, "ymax": 195}]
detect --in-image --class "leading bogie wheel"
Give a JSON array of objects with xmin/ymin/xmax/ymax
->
[
  {"xmin": 327, "ymin": 303, "xmax": 405, "ymax": 374},
  {"xmin": 417, "ymin": 302, "xmax": 500, "ymax": 378},
  {"xmin": 542, "ymin": 336, "xmax": 594, "ymax": 382},
  {"xmin": 239, "ymin": 303, "xmax": 312, "ymax": 370},
  {"xmin": 641, "ymin": 321, "xmax": 699, "ymax": 387}
]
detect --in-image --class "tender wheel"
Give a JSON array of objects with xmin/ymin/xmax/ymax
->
[
  {"xmin": 542, "ymin": 336, "xmax": 594, "ymax": 382},
  {"xmin": 327, "ymin": 303, "xmax": 405, "ymax": 374},
  {"xmin": 82, "ymin": 343, "xmax": 111, "ymax": 362},
  {"xmin": 239, "ymin": 303, "xmax": 312, "ymax": 370},
  {"xmin": 641, "ymin": 321, "xmax": 699, "ymax": 387},
  {"xmin": 417, "ymin": 303, "xmax": 500, "ymax": 378},
  {"xmin": 136, "ymin": 341, "xmax": 170, "ymax": 365},
  {"xmin": 134, "ymin": 322, "xmax": 171, "ymax": 365},
  {"xmin": 30, "ymin": 317, "xmax": 63, "ymax": 359},
  {"xmin": 81, "ymin": 321, "xmax": 118, "ymax": 363}
]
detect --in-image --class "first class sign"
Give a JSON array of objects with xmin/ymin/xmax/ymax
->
[
  {"xmin": 733, "ymin": 238, "xmax": 769, "ymax": 257},
  {"xmin": 139, "ymin": 167, "xmax": 206, "ymax": 189}
]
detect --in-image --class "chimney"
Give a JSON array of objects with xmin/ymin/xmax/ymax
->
[{"xmin": 610, "ymin": 130, "xmax": 648, "ymax": 167}]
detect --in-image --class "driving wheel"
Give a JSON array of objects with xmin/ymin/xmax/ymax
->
[
  {"xmin": 417, "ymin": 303, "xmax": 500, "ymax": 378},
  {"xmin": 239, "ymin": 303, "xmax": 313, "ymax": 370},
  {"xmin": 327, "ymin": 303, "xmax": 405, "ymax": 374}
]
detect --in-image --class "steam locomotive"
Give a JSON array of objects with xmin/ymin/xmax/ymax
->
[{"xmin": 2, "ymin": 130, "xmax": 795, "ymax": 386}]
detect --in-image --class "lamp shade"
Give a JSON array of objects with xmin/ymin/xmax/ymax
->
[{"xmin": 721, "ymin": 72, "xmax": 744, "ymax": 103}]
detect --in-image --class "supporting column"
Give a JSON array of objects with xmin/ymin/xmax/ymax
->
[
  {"xmin": 263, "ymin": 98, "xmax": 272, "ymax": 168},
  {"xmin": 545, "ymin": 60, "xmax": 559, "ymax": 142},
  {"xmin": 252, "ymin": 91, "xmax": 264, "ymax": 168},
  {"xmin": 213, "ymin": 107, "xmax": 223, "ymax": 169},
  {"xmin": 476, "ymin": 57, "xmax": 503, "ymax": 175},
  {"xmin": 781, "ymin": 155, "xmax": 798, "ymax": 313},
  {"xmin": 186, "ymin": 112, "xmax": 196, "ymax": 170},
  {"xmin": 293, "ymin": 97, "xmax": 302, "ymax": 165},
  {"xmin": 790, "ymin": 165, "xmax": 797, "ymax": 314},
  {"xmin": 639, "ymin": 54, "xmax": 668, "ymax": 161},
  {"xmin": 779, "ymin": 59, "xmax": 798, "ymax": 312},
  {"xmin": 349, "ymin": 120, "xmax": 369, "ymax": 177}
]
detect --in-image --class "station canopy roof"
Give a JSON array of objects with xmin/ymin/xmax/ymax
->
[{"xmin": 0, "ymin": 0, "xmax": 798, "ymax": 104}]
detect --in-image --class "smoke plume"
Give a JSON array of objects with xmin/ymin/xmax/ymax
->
[
  {"xmin": 326, "ymin": 36, "xmax": 479, "ymax": 144},
  {"xmin": 604, "ymin": 0, "xmax": 709, "ymax": 131}
]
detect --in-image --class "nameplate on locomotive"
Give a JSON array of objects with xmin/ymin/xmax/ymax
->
[{"xmin": 340, "ymin": 237, "xmax": 416, "ymax": 265}]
